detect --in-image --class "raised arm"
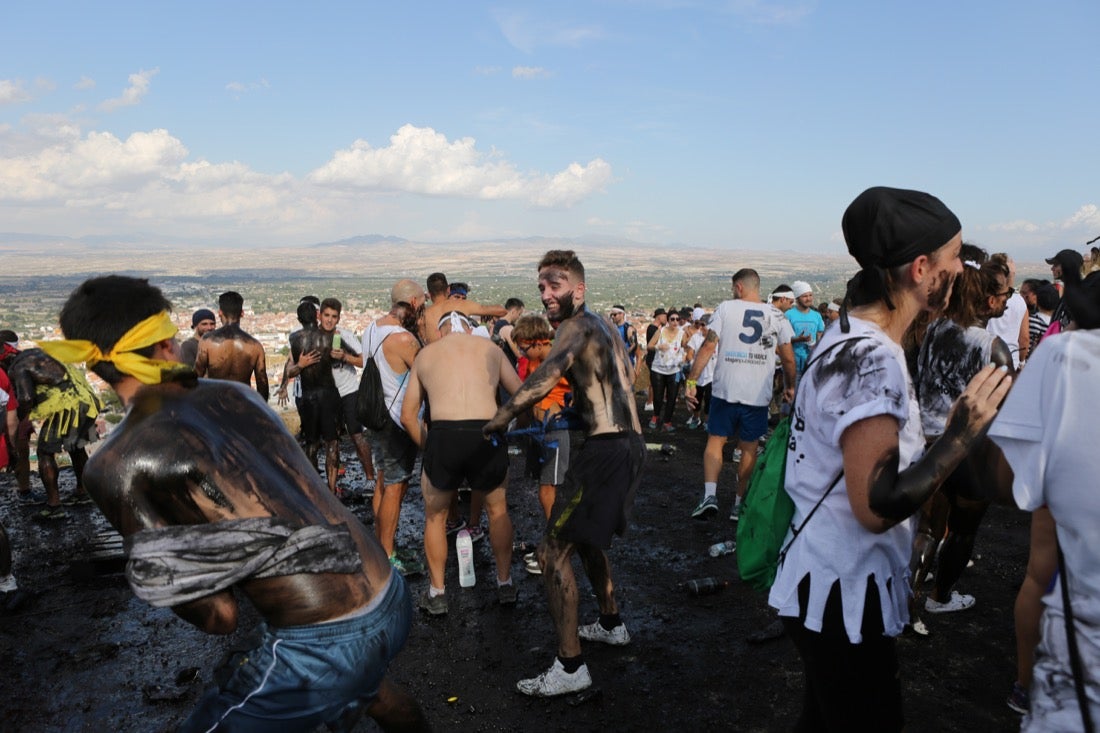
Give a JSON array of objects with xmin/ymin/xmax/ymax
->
[{"xmin": 484, "ymin": 320, "xmax": 581, "ymax": 434}]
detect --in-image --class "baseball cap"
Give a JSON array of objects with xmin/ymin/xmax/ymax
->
[{"xmin": 1046, "ymin": 249, "xmax": 1084, "ymax": 271}]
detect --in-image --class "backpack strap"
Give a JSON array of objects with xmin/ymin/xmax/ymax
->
[
  {"xmin": 1058, "ymin": 540, "xmax": 1095, "ymax": 733},
  {"xmin": 777, "ymin": 335, "xmax": 869, "ymax": 564}
]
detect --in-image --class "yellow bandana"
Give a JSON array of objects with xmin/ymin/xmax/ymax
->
[{"xmin": 38, "ymin": 311, "xmax": 184, "ymax": 385}]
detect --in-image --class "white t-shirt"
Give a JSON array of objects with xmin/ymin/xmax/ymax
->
[
  {"xmin": 330, "ymin": 327, "xmax": 362, "ymax": 398},
  {"xmin": 769, "ymin": 316, "xmax": 923, "ymax": 643},
  {"xmin": 707, "ymin": 299, "xmax": 791, "ymax": 406},
  {"xmin": 686, "ymin": 331, "xmax": 716, "ymax": 387},
  {"xmin": 986, "ymin": 292, "xmax": 1027, "ymax": 368},
  {"xmin": 989, "ymin": 330, "xmax": 1100, "ymax": 730}
]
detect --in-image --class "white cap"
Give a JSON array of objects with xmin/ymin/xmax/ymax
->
[
  {"xmin": 792, "ymin": 281, "xmax": 812, "ymax": 298},
  {"xmin": 691, "ymin": 307, "xmax": 706, "ymax": 322}
]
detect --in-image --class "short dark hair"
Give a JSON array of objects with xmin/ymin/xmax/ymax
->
[
  {"xmin": 1035, "ymin": 283, "xmax": 1060, "ymax": 311},
  {"xmin": 732, "ymin": 269, "xmax": 760, "ymax": 290},
  {"xmin": 426, "ymin": 272, "xmax": 448, "ymax": 297},
  {"xmin": 59, "ymin": 276, "xmax": 173, "ymax": 385},
  {"xmin": 772, "ymin": 283, "xmax": 791, "ymax": 296},
  {"xmin": 505, "ymin": 297, "xmax": 524, "ymax": 311},
  {"xmin": 296, "ymin": 301, "xmax": 317, "ymax": 326},
  {"xmin": 218, "ymin": 291, "xmax": 244, "ymax": 319},
  {"xmin": 538, "ymin": 250, "xmax": 585, "ymax": 282},
  {"xmin": 320, "ymin": 297, "xmax": 342, "ymax": 314},
  {"xmin": 0, "ymin": 330, "xmax": 17, "ymax": 343}
]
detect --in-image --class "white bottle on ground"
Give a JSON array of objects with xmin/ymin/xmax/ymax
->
[{"xmin": 456, "ymin": 528, "xmax": 476, "ymax": 587}]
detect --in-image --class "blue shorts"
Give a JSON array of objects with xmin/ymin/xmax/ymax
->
[
  {"xmin": 180, "ymin": 570, "xmax": 412, "ymax": 733},
  {"xmin": 707, "ymin": 398, "xmax": 768, "ymax": 442}
]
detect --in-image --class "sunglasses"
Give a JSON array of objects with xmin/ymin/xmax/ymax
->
[{"xmin": 994, "ymin": 287, "xmax": 1015, "ymax": 298}]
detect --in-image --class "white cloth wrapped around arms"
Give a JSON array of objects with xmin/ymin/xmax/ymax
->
[{"xmin": 125, "ymin": 517, "xmax": 362, "ymax": 608}]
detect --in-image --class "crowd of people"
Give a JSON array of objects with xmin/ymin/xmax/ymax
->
[{"xmin": 2, "ymin": 189, "xmax": 1099, "ymax": 730}]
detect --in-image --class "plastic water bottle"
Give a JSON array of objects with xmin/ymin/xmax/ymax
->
[
  {"xmin": 456, "ymin": 529, "xmax": 476, "ymax": 587},
  {"xmin": 708, "ymin": 540, "xmax": 736, "ymax": 557},
  {"xmin": 681, "ymin": 577, "xmax": 729, "ymax": 596}
]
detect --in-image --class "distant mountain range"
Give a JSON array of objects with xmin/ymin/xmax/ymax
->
[{"xmin": 0, "ymin": 231, "xmax": 846, "ymax": 278}]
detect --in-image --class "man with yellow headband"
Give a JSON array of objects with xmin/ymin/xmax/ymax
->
[{"xmin": 45, "ymin": 275, "xmax": 429, "ymax": 732}]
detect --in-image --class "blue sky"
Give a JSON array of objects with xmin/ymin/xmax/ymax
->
[{"xmin": 1, "ymin": 1, "xmax": 1097, "ymax": 261}]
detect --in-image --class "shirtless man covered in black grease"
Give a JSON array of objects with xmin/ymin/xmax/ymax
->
[
  {"xmin": 44, "ymin": 276, "xmax": 428, "ymax": 733},
  {"xmin": 484, "ymin": 250, "xmax": 645, "ymax": 698}
]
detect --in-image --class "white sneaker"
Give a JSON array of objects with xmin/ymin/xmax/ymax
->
[
  {"xmin": 644, "ymin": 402, "xmax": 654, "ymax": 412},
  {"xmin": 925, "ymin": 590, "xmax": 975, "ymax": 614},
  {"xmin": 579, "ymin": 620, "xmax": 631, "ymax": 646},
  {"xmin": 516, "ymin": 658, "xmax": 592, "ymax": 697},
  {"xmin": 524, "ymin": 552, "xmax": 542, "ymax": 576}
]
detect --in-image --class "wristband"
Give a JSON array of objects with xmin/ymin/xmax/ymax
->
[{"xmin": 685, "ymin": 379, "xmax": 697, "ymax": 389}]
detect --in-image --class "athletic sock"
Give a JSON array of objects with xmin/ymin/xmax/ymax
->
[
  {"xmin": 429, "ymin": 585, "xmax": 445, "ymax": 598},
  {"xmin": 704, "ymin": 482, "xmax": 717, "ymax": 499},
  {"xmin": 598, "ymin": 613, "xmax": 622, "ymax": 631},
  {"xmin": 558, "ymin": 654, "xmax": 584, "ymax": 673},
  {"xmin": 497, "ymin": 576, "xmax": 513, "ymax": 587}
]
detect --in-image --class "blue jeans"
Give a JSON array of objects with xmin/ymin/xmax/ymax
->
[{"xmin": 180, "ymin": 570, "xmax": 411, "ymax": 733}]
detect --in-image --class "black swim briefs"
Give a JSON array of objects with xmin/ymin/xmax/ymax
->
[{"xmin": 422, "ymin": 420, "xmax": 508, "ymax": 492}]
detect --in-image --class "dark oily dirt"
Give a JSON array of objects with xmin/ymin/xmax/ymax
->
[{"xmin": 1, "ymin": 398, "xmax": 1028, "ymax": 732}]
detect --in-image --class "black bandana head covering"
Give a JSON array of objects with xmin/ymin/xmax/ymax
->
[
  {"xmin": 842, "ymin": 187, "xmax": 961, "ymax": 269},
  {"xmin": 838, "ymin": 187, "xmax": 960, "ymax": 332}
]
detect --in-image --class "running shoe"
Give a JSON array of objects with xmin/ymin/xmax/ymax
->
[
  {"xmin": 685, "ymin": 416, "xmax": 701, "ymax": 429},
  {"xmin": 579, "ymin": 620, "xmax": 631, "ymax": 646},
  {"xmin": 924, "ymin": 590, "xmax": 976, "ymax": 614},
  {"xmin": 1006, "ymin": 681, "xmax": 1030, "ymax": 714},
  {"xmin": 730, "ymin": 500, "xmax": 742, "ymax": 522},
  {"xmin": 516, "ymin": 659, "xmax": 592, "ymax": 697},
  {"xmin": 643, "ymin": 402, "xmax": 654, "ymax": 412},
  {"xmin": 34, "ymin": 505, "xmax": 67, "ymax": 521},
  {"xmin": 16, "ymin": 491, "xmax": 46, "ymax": 506},
  {"xmin": 497, "ymin": 582, "xmax": 518, "ymax": 606},
  {"xmin": 418, "ymin": 589, "xmax": 448, "ymax": 616},
  {"xmin": 647, "ymin": 417, "xmax": 658, "ymax": 429},
  {"xmin": 524, "ymin": 552, "xmax": 542, "ymax": 576},
  {"xmin": 691, "ymin": 495, "xmax": 719, "ymax": 519},
  {"xmin": 663, "ymin": 423, "xmax": 675, "ymax": 433}
]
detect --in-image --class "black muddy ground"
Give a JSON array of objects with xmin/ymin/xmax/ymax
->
[{"xmin": 1, "ymin": 397, "xmax": 1028, "ymax": 732}]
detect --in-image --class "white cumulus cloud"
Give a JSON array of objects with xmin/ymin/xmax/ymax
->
[
  {"xmin": 100, "ymin": 68, "xmax": 159, "ymax": 112},
  {"xmin": 0, "ymin": 80, "xmax": 31, "ymax": 105},
  {"xmin": 1063, "ymin": 204, "xmax": 1100, "ymax": 230},
  {"xmin": 309, "ymin": 124, "xmax": 610, "ymax": 207},
  {"xmin": 513, "ymin": 66, "xmax": 552, "ymax": 79}
]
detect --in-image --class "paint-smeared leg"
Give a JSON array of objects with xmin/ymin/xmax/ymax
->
[
  {"xmin": 365, "ymin": 678, "xmax": 432, "ymax": 732},
  {"xmin": 325, "ymin": 439, "xmax": 340, "ymax": 494},
  {"xmin": 577, "ymin": 543, "xmax": 618, "ymax": 616},
  {"xmin": 539, "ymin": 536, "xmax": 580, "ymax": 658}
]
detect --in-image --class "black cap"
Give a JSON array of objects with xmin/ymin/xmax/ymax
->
[
  {"xmin": 652, "ymin": 308, "xmax": 666, "ymax": 317},
  {"xmin": 191, "ymin": 308, "xmax": 216, "ymax": 328},
  {"xmin": 1045, "ymin": 249, "xmax": 1084, "ymax": 271}
]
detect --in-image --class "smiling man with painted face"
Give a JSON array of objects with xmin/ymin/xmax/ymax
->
[{"xmin": 484, "ymin": 249, "xmax": 644, "ymax": 698}]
